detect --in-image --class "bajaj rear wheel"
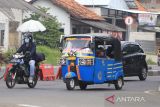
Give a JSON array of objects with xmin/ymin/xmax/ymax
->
[
  {"xmin": 27, "ymin": 75, "xmax": 38, "ymax": 88},
  {"xmin": 6, "ymin": 71, "xmax": 16, "ymax": 89},
  {"xmin": 66, "ymin": 78, "xmax": 75, "ymax": 90},
  {"xmin": 114, "ymin": 77, "xmax": 124, "ymax": 90}
]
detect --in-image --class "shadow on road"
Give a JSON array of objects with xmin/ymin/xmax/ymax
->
[
  {"xmin": 124, "ymin": 80, "xmax": 141, "ymax": 82},
  {"xmin": 78, "ymin": 88, "xmax": 118, "ymax": 91}
]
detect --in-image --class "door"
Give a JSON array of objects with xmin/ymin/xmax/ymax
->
[
  {"xmin": 132, "ymin": 45, "xmax": 145, "ymax": 75},
  {"xmin": 94, "ymin": 58, "xmax": 106, "ymax": 83},
  {"xmin": 122, "ymin": 44, "xmax": 136, "ymax": 76},
  {"xmin": 94, "ymin": 41, "xmax": 106, "ymax": 83}
]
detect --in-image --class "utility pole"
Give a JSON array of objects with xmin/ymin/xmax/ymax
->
[
  {"xmin": 92, "ymin": 0, "xmax": 95, "ymax": 8},
  {"xmin": 125, "ymin": 16, "xmax": 133, "ymax": 41}
]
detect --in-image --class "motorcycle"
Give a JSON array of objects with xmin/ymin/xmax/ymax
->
[{"xmin": 5, "ymin": 52, "xmax": 42, "ymax": 89}]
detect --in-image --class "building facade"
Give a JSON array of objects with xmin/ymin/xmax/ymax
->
[
  {"xmin": 0, "ymin": 9, "xmax": 22, "ymax": 52},
  {"xmin": 30, "ymin": 0, "xmax": 125, "ymax": 38},
  {"xmin": 138, "ymin": 0, "xmax": 160, "ymax": 11},
  {"xmin": 32, "ymin": 0, "xmax": 72, "ymax": 35}
]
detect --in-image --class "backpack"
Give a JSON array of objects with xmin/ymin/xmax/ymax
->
[{"xmin": 36, "ymin": 53, "xmax": 45, "ymax": 62}]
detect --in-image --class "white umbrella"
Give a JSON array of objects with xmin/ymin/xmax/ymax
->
[{"xmin": 17, "ymin": 20, "xmax": 46, "ymax": 32}]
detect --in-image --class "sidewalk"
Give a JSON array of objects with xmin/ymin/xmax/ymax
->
[{"xmin": 148, "ymin": 65, "xmax": 160, "ymax": 76}]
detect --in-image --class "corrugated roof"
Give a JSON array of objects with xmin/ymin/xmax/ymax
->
[
  {"xmin": 79, "ymin": 20, "xmax": 126, "ymax": 32},
  {"xmin": 141, "ymin": 27, "xmax": 160, "ymax": 32},
  {"xmin": 76, "ymin": 0, "xmax": 129, "ymax": 10},
  {"xmin": 51, "ymin": 0, "xmax": 104, "ymax": 21}
]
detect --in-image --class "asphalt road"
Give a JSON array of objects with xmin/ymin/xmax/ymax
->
[{"xmin": 0, "ymin": 76, "xmax": 160, "ymax": 107}]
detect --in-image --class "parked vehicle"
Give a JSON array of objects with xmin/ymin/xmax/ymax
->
[
  {"xmin": 121, "ymin": 41, "xmax": 148, "ymax": 81},
  {"xmin": 59, "ymin": 34, "xmax": 124, "ymax": 90},
  {"xmin": 5, "ymin": 52, "xmax": 45, "ymax": 89}
]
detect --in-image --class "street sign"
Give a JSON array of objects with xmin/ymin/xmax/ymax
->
[{"xmin": 125, "ymin": 16, "xmax": 133, "ymax": 25}]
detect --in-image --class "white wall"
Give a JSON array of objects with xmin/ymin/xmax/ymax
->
[
  {"xmin": 0, "ymin": 12, "xmax": 9, "ymax": 51},
  {"xmin": 32, "ymin": 0, "xmax": 71, "ymax": 35},
  {"xmin": 130, "ymin": 32, "xmax": 156, "ymax": 53},
  {"xmin": 12, "ymin": 9, "xmax": 23, "ymax": 47},
  {"xmin": 129, "ymin": 32, "xmax": 156, "ymax": 42},
  {"xmin": 0, "ymin": 9, "xmax": 22, "ymax": 51},
  {"xmin": 88, "ymin": 7, "xmax": 102, "ymax": 16}
]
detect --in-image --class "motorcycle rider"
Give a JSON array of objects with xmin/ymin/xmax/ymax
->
[{"xmin": 16, "ymin": 33, "xmax": 36, "ymax": 83}]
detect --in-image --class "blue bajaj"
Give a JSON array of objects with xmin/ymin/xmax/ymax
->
[{"xmin": 59, "ymin": 34, "xmax": 124, "ymax": 90}]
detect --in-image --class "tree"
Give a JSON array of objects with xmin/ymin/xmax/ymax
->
[{"xmin": 24, "ymin": 7, "xmax": 63, "ymax": 48}]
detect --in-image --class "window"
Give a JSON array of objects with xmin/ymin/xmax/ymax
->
[
  {"xmin": 95, "ymin": 40, "xmax": 105, "ymax": 58},
  {"xmin": 108, "ymin": 9, "xmax": 116, "ymax": 17},
  {"xmin": 0, "ymin": 30, "xmax": 4, "ymax": 46},
  {"xmin": 0, "ymin": 23, "xmax": 5, "ymax": 46},
  {"xmin": 123, "ymin": 44, "xmax": 143, "ymax": 55},
  {"xmin": 140, "ymin": 0, "xmax": 145, "ymax": 3},
  {"xmin": 126, "ymin": 1, "xmax": 138, "ymax": 9},
  {"xmin": 132, "ymin": 45, "xmax": 144, "ymax": 53},
  {"xmin": 123, "ymin": 44, "xmax": 135, "ymax": 55},
  {"xmin": 144, "ymin": 0, "xmax": 151, "ymax": 3},
  {"xmin": 59, "ymin": 28, "xmax": 64, "ymax": 33}
]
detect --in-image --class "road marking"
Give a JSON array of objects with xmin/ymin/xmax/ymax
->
[
  {"xmin": 144, "ymin": 90, "xmax": 154, "ymax": 95},
  {"xmin": 18, "ymin": 104, "xmax": 41, "ymax": 107},
  {"xmin": 158, "ymin": 85, "xmax": 160, "ymax": 91}
]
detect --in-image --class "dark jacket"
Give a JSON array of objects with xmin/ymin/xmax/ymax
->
[{"xmin": 17, "ymin": 42, "xmax": 36, "ymax": 60}]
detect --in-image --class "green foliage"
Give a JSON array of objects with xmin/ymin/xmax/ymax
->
[
  {"xmin": 24, "ymin": 7, "xmax": 63, "ymax": 48},
  {"xmin": 0, "ymin": 46, "xmax": 61, "ymax": 65},
  {"xmin": 1, "ymin": 49, "xmax": 16, "ymax": 64},
  {"xmin": 147, "ymin": 58, "xmax": 156, "ymax": 65},
  {"xmin": 36, "ymin": 45, "xmax": 61, "ymax": 65}
]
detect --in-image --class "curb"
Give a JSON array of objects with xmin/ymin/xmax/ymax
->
[
  {"xmin": 0, "ymin": 67, "xmax": 6, "ymax": 80},
  {"xmin": 148, "ymin": 70, "xmax": 160, "ymax": 76}
]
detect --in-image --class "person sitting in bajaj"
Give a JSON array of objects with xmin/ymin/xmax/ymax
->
[{"xmin": 16, "ymin": 33, "xmax": 36, "ymax": 83}]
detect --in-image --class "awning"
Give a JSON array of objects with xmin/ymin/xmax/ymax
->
[
  {"xmin": 79, "ymin": 20, "xmax": 126, "ymax": 32},
  {"xmin": 101, "ymin": 6, "xmax": 160, "ymax": 14},
  {"xmin": 141, "ymin": 27, "xmax": 160, "ymax": 32}
]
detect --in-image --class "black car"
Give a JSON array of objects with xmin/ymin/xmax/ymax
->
[{"xmin": 121, "ymin": 41, "xmax": 148, "ymax": 81}]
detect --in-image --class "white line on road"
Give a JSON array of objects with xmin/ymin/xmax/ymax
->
[
  {"xmin": 144, "ymin": 90, "xmax": 154, "ymax": 95},
  {"xmin": 18, "ymin": 104, "xmax": 41, "ymax": 107}
]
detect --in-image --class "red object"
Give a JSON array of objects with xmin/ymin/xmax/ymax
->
[
  {"xmin": 125, "ymin": 16, "xmax": 133, "ymax": 25},
  {"xmin": 56, "ymin": 67, "xmax": 62, "ymax": 79},
  {"xmin": 105, "ymin": 95, "xmax": 115, "ymax": 104},
  {"xmin": 39, "ymin": 64, "xmax": 55, "ymax": 81},
  {"xmin": 4, "ymin": 64, "xmax": 13, "ymax": 81}
]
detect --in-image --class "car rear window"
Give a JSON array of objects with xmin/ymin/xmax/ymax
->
[{"xmin": 123, "ymin": 44, "xmax": 144, "ymax": 55}]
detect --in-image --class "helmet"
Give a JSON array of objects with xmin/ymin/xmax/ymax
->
[{"xmin": 24, "ymin": 33, "xmax": 33, "ymax": 43}]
